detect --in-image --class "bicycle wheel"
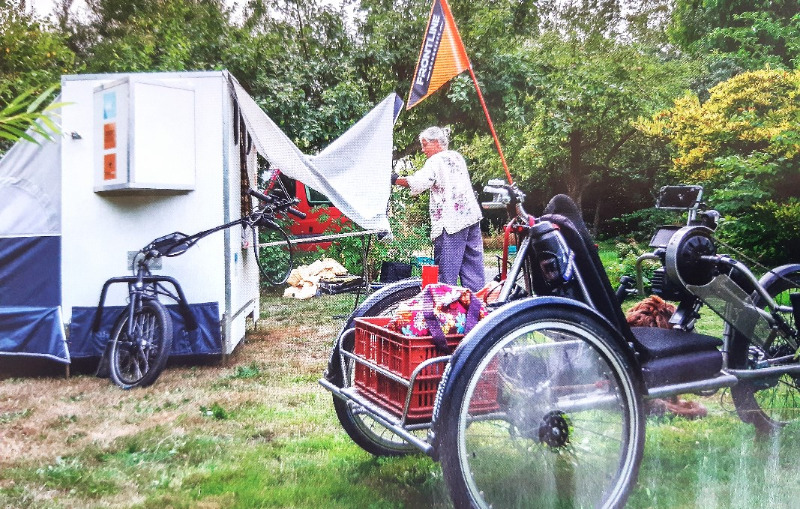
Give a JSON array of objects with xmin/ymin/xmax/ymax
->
[
  {"xmin": 730, "ymin": 264, "xmax": 800, "ymax": 433},
  {"xmin": 438, "ymin": 303, "xmax": 645, "ymax": 509},
  {"xmin": 330, "ymin": 279, "xmax": 423, "ymax": 456},
  {"xmin": 254, "ymin": 224, "xmax": 293, "ymax": 286},
  {"xmin": 109, "ymin": 299, "xmax": 173, "ymax": 389}
]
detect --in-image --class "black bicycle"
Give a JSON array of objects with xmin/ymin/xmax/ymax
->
[{"xmin": 92, "ymin": 173, "xmax": 305, "ymax": 389}]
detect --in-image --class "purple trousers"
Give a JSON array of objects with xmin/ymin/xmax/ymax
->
[{"xmin": 433, "ymin": 222, "xmax": 485, "ymax": 292}]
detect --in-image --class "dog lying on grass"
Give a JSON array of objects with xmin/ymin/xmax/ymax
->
[{"xmin": 626, "ymin": 295, "xmax": 707, "ymax": 420}]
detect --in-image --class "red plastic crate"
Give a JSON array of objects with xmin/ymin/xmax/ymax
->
[{"xmin": 353, "ymin": 316, "xmax": 499, "ymax": 423}]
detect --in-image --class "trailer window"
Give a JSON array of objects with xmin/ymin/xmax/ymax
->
[{"xmin": 306, "ymin": 185, "xmax": 333, "ymax": 206}]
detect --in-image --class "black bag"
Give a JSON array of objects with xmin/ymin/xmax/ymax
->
[{"xmin": 379, "ymin": 261, "xmax": 412, "ymax": 283}]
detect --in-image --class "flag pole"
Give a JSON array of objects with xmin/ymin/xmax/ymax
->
[{"xmin": 467, "ymin": 67, "xmax": 513, "ymax": 184}]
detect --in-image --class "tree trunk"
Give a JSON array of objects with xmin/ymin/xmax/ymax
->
[
  {"xmin": 568, "ymin": 130, "xmax": 583, "ymax": 209},
  {"xmin": 593, "ymin": 198, "xmax": 601, "ymax": 236}
]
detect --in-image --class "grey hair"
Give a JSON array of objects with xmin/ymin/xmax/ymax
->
[{"xmin": 419, "ymin": 126, "xmax": 450, "ymax": 150}]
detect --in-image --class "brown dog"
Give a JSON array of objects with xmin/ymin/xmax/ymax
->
[
  {"xmin": 626, "ymin": 296, "xmax": 707, "ymax": 419},
  {"xmin": 626, "ymin": 295, "xmax": 675, "ymax": 329}
]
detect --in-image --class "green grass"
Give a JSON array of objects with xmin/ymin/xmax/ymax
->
[
  {"xmin": 633, "ymin": 414, "xmax": 800, "ymax": 507},
  {"xmin": 1, "ymin": 260, "xmax": 797, "ymax": 508},
  {"xmin": 597, "ymin": 239, "xmax": 620, "ymax": 268}
]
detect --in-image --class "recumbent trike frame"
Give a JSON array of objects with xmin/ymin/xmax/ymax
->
[{"xmin": 321, "ymin": 180, "xmax": 800, "ymax": 508}]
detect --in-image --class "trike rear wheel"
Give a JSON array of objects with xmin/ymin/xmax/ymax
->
[
  {"xmin": 109, "ymin": 299, "xmax": 173, "ymax": 389},
  {"xmin": 438, "ymin": 304, "xmax": 644, "ymax": 509},
  {"xmin": 729, "ymin": 264, "xmax": 800, "ymax": 433},
  {"xmin": 331, "ymin": 279, "xmax": 422, "ymax": 456}
]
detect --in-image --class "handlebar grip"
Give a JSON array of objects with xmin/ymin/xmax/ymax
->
[
  {"xmin": 481, "ymin": 201, "xmax": 508, "ymax": 210},
  {"xmin": 247, "ymin": 188, "xmax": 273, "ymax": 203},
  {"xmin": 287, "ymin": 207, "xmax": 306, "ymax": 219}
]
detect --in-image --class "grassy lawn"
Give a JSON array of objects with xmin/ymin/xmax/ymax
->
[{"xmin": 2, "ymin": 282, "xmax": 800, "ymax": 508}]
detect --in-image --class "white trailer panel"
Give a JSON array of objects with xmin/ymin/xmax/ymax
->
[{"xmin": 60, "ymin": 71, "xmax": 258, "ymax": 355}]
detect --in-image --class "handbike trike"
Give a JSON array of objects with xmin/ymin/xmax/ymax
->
[
  {"xmin": 321, "ymin": 180, "xmax": 800, "ymax": 508},
  {"xmin": 92, "ymin": 171, "xmax": 305, "ymax": 389}
]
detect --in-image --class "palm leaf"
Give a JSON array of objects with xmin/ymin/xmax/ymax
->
[{"xmin": 0, "ymin": 85, "xmax": 64, "ymax": 144}]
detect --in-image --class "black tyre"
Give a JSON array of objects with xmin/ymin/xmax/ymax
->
[
  {"xmin": 254, "ymin": 224, "xmax": 293, "ymax": 286},
  {"xmin": 109, "ymin": 299, "xmax": 173, "ymax": 389},
  {"xmin": 330, "ymin": 279, "xmax": 422, "ymax": 456},
  {"xmin": 438, "ymin": 304, "xmax": 645, "ymax": 509},
  {"xmin": 730, "ymin": 264, "xmax": 800, "ymax": 433}
]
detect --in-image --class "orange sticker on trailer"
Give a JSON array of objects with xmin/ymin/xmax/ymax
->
[
  {"xmin": 103, "ymin": 123, "xmax": 116, "ymax": 149},
  {"xmin": 104, "ymin": 153, "xmax": 117, "ymax": 180}
]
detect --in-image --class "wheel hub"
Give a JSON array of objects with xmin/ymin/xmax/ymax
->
[{"xmin": 537, "ymin": 410, "xmax": 570, "ymax": 448}]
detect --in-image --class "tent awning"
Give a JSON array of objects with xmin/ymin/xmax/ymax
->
[{"xmin": 229, "ymin": 75, "xmax": 401, "ymax": 233}]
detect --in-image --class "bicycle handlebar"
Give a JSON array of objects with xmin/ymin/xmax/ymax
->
[
  {"xmin": 483, "ymin": 179, "xmax": 531, "ymax": 223},
  {"xmin": 132, "ymin": 186, "xmax": 305, "ymax": 273},
  {"xmin": 247, "ymin": 188, "xmax": 307, "ymax": 219},
  {"xmin": 287, "ymin": 206, "xmax": 306, "ymax": 219},
  {"xmin": 247, "ymin": 188, "xmax": 273, "ymax": 203}
]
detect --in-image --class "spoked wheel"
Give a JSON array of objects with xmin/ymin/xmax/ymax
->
[
  {"xmin": 330, "ymin": 279, "xmax": 423, "ymax": 456},
  {"xmin": 730, "ymin": 264, "xmax": 800, "ymax": 433},
  {"xmin": 109, "ymin": 299, "xmax": 173, "ymax": 389},
  {"xmin": 254, "ymin": 223, "xmax": 293, "ymax": 286},
  {"xmin": 438, "ymin": 304, "xmax": 645, "ymax": 509}
]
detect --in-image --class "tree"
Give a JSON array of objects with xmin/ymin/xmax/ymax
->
[
  {"xmin": 450, "ymin": 27, "xmax": 697, "ymax": 228},
  {"xmin": 228, "ymin": 0, "xmax": 376, "ymax": 151},
  {"xmin": 639, "ymin": 68, "xmax": 800, "ymax": 262},
  {"xmin": 64, "ymin": 0, "xmax": 234, "ymax": 73},
  {"xmin": 0, "ymin": 1, "xmax": 76, "ymax": 99},
  {"xmin": 669, "ymin": 0, "xmax": 800, "ymax": 71},
  {"xmin": 0, "ymin": 1, "xmax": 75, "ymax": 152},
  {"xmin": 409, "ymin": 0, "xmax": 698, "ymax": 231}
]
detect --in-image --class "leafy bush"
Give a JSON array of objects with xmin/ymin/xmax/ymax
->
[
  {"xmin": 604, "ymin": 239, "xmax": 659, "ymax": 292},
  {"xmin": 716, "ymin": 197, "xmax": 800, "ymax": 264},
  {"xmin": 609, "ymin": 207, "xmax": 682, "ymax": 245},
  {"xmin": 638, "ymin": 68, "xmax": 800, "ymax": 265}
]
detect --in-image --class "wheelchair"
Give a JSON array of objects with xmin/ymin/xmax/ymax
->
[{"xmin": 321, "ymin": 181, "xmax": 800, "ymax": 508}]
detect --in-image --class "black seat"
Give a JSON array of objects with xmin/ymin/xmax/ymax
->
[
  {"xmin": 539, "ymin": 195, "xmax": 639, "ymax": 349},
  {"xmin": 631, "ymin": 327, "xmax": 722, "ymax": 362},
  {"xmin": 538, "ymin": 194, "xmax": 723, "ymax": 387}
]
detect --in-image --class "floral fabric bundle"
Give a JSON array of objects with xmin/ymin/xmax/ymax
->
[{"xmin": 387, "ymin": 283, "xmax": 488, "ymax": 352}]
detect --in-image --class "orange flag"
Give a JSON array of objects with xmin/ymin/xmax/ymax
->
[{"xmin": 406, "ymin": 0, "xmax": 471, "ymax": 110}]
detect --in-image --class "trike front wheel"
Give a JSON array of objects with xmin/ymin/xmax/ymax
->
[
  {"xmin": 109, "ymin": 299, "xmax": 173, "ymax": 389},
  {"xmin": 438, "ymin": 304, "xmax": 645, "ymax": 509}
]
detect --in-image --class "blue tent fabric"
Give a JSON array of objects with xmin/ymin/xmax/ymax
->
[
  {"xmin": 68, "ymin": 301, "xmax": 222, "ymax": 358},
  {"xmin": 0, "ymin": 236, "xmax": 66, "ymax": 363},
  {"xmin": 0, "ymin": 236, "xmax": 60, "ymax": 307},
  {"xmin": 0, "ymin": 306, "xmax": 69, "ymax": 363}
]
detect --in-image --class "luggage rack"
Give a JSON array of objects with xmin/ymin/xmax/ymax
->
[
  {"xmin": 322, "ymin": 335, "xmax": 503, "ymax": 456},
  {"xmin": 322, "ymin": 316, "xmax": 500, "ymax": 445},
  {"xmin": 340, "ymin": 345, "xmax": 453, "ymax": 424},
  {"xmin": 323, "ymin": 380, "xmax": 437, "ymax": 455}
]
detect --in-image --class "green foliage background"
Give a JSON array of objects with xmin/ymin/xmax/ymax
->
[{"xmin": 1, "ymin": 0, "xmax": 799, "ymax": 262}]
